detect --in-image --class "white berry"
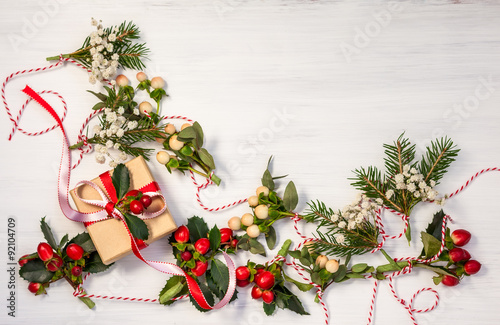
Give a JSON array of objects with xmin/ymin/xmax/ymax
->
[
  {"xmin": 325, "ymin": 259, "xmax": 339, "ymax": 273},
  {"xmin": 248, "ymin": 195, "xmax": 259, "ymax": 207},
  {"xmin": 156, "ymin": 151, "xmax": 170, "ymax": 165},
  {"xmin": 256, "ymin": 186, "xmax": 270, "ymax": 197},
  {"xmin": 169, "ymin": 135, "xmax": 184, "ymax": 151},
  {"xmin": 181, "ymin": 123, "xmax": 191, "ymax": 131},
  {"xmin": 164, "ymin": 123, "xmax": 176, "ymax": 135},
  {"xmin": 254, "ymin": 205, "xmax": 269, "ymax": 220},
  {"xmin": 241, "ymin": 213, "xmax": 254, "ymax": 226},
  {"xmin": 151, "ymin": 76, "xmax": 165, "ymax": 89},
  {"xmin": 139, "ymin": 101, "xmax": 153, "ymax": 115},
  {"xmin": 115, "ymin": 74, "xmax": 129, "ymax": 87},
  {"xmin": 246, "ymin": 225, "xmax": 260, "ymax": 238},
  {"xmin": 136, "ymin": 72, "xmax": 147, "ymax": 82},
  {"xmin": 315, "ymin": 255, "xmax": 328, "ymax": 269},
  {"xmin": 228, "ymin": 216, "xmax": 241, "ymax": 231}
]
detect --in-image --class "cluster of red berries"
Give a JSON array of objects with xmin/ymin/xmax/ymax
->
[
  {"xmin": 441, "ymin": 229, "xmax": 481, "ymax": 287},
  {"xmin": 235, "ymin": 265, "xmax": 276, "ymax": 304},
  {"xmin": 110, "ymin": 189, "xmax": 152, "ymax": 215},
  {"xmin": 20, "ymin": 242, "xmax": 86, "ymax": 294},
  {"xmin": 173, "ymin": 225, "xmax": 237, "ymax": 277}
]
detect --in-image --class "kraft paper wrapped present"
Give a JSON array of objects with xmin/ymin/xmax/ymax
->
[{"xmin": 70, "ymin": 156, "xmax": 177, "ymax": 265}]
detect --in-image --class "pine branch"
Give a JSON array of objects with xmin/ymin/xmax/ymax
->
[
  {"xmin": 383, "ymin": 133, "xmax": 417, "ymax": 177},
  {"xmin": 420, "ymin": 137, "xmax": 459, "ymax": 185}
]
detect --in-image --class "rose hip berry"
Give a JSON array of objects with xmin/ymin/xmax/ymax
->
[
  {"xmin": 462, "ymin": 249, "xmax": 471, "ymax": 261},
  {"xmin": 220, "ymin": 228, "xmax": 233, "ymax": 243},
  {"xmin": 174, "ymin": 225, "xmax": 190, "ymax": 243},
  {"xmin": 449, "ymin": 247, "xmax": 467, "ymax": 263},
  {"xmin": 464, "ymin": 260, "xmax": 481, "ymax": 275},
  {"xmin": 194, "ymin": 238, "xmax": 210, "ymax": 255},
  {"xmin": 140, "ymin": 195, "xmax": 152, "ymax": 208},
  {"xmin": 451, "ymin": 229, "xmax": 471, "ymax": 247},
  {"xmin": 237, "ymin": 279, "xmax": 250, "ymax": 287},
  {"xmin": 191, "ymin": 260, "xmax": 208, "ymax": 277},
  {"xmin": 262, "ymin": 290, "xmax": 274, "ymax": 304},
  {"xmin": 66, "ymin": 243, "xmax": 84, "ymax": 260},
  {"xmin": 46, "ymin": 254, "xmax": 63, "ymax": 272},
  {"xmin": 180, "ymin": 251, "xmax": 193, "ymax": 261},
  {"xmin": 28, "ymin": 282, "xmax": 41, "ymax": 294},
  {"xmin": 255, "ymin": 271, "xmax": 275, "ymax": 290},
  {"xmin": 251, "ymin": 285, "xmax": 263, "ymax": 299},
  {"xmin": 37, "ymin": 243, "xmax": 53, "ymax": 262},
  {"xmin": 235, "ymin": 266, "xmax": 251, "ymax": 281},
  {"xmin": 125, "ymin": 189, "xmax": 142, "ymax": 198},
  {"xmin": 18, "ymin": 254, "xmax": 33, "ymax": 267},
  {"xmin": 130, "ymin": 200, "xmax": 144, "ymax": 214},
  {"xmin": 231, "ymin": 239, "xmax": 239, "ymax": 248},
  {"xmin": 441, "ymin": 275, "xmax": 460, "ymax": 286},
  {"xmin": 71, "ymin": 266, "xmax": 83, "ymax": 277}
]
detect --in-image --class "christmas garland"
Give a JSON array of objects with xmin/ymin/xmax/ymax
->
[{"xmin": 3, "ymin": 19, "xmax": 497, "ymax": 325}]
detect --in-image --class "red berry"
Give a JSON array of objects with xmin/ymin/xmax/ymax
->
[
  {"xmin": 231, "ymin": 239, "xmax": 239, "ymax": 248},
  {"xmin": 19, "ymin": 254, "xmax": 34, "ymax": 267},
  {"xmin": 71, "ymin": 266, "xmax": 83, "ymax": 277},
  {"xmin": 462, "ymin": 249, "xmax": 471, "ymax": 261},
  {"xmin": 130, "ymin": 200, "xmax": 144, "ymax": 214},
  {"xmin": 191, "ymin": 260, "xmax": 208, "ymax": 277},
  {"xmin": 220, "ymin": 228, "xmax": 233, "ymax": 243},
  {"xmin": 451, "ymin": 229, "xmax": 471, "ymax": 247},
  {"xmin": 449, "ymin": 248, "xmax": 467, "ymax": 263},
  {"xmin": 251, "ymin": 285, "xmax": 263, "ymax": 299},
  {"xmin": 174, "ymin": 225, "xmax": 190, "ymax": 243},
  {"xmin": 464, "ymin": 260, "xmax": 481, "ymax": 275},
  {"xmin": 235, "ymin": 266, "xmax": 251, "ymax": 281},
  {"xmin": 194, "ymin": 238, "xmax": 210, "ymax": 255},
  {"xmin": 180, "ymin": 251, "xmax": 192, "ymax": 261},
  {"xmin": 441, "ymin": 275, "xmax": 459, "ymax": 286},
  {"xmin": 66, "ymin": 243, "xmax": 84, "ymax": 261},
  {"xmin": 46, "ymin": 254, "xmax": 63, "ymax": 272},
  {"xmin": 28, "ymin": 282, "xmax": 41, "ymax": 294},
  {"xmin": 262, "ymin": 290, "xmax": 274, "ymax": 304},
  {"xmin": 37, "ymin": 243, "xmax": 53, "ymax": 262},
  {"xmin": 140, "ymin": 195, "xmax": 152, "ymax": 208},
  {"xmin": 125, "ymin": 189, "xmax": 142, "ymax": 198},
  {"xmin": 237, "ymin": 279, "xmax": 250, "ymax": 287},
  {"xmin": 256, "ymin": 268, "xmax": 265, "ymax": 275},
  {"xmin": 255, "ymin": 271, "xmax": 275, "ymax": 290}
]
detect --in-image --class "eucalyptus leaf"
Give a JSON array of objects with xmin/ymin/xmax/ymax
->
[
  {"xmin": 261, "ymin": 169, "xmax": 274, "ymax": 191},
  {"xmin": 192, "ymin": 121, "xmax": 204, "ymax": 150},
  {"xmin": 288, "ymin": 250, "xmax": 302, "ymax": 259},
  {"xmin": 87, "ymin": 90, "xmax": 107, "ymax": 102},
  {"xmin": 265, "ymin": 226, "xmax": 277, "ymax": 250},
  {"xmin": 249, "ymin": 238, "xmax": 267, "ymax": 256},
  {"xmin": 283, "ymin": 272, "xmax": 314, "ymax": 292},
  {"xmin": 91, "ymin": 102, "xmax": 106, "ymax": 111},
  {"xmin": 351, "ymin": 263, "xmax": 368, "ymax": 273},
  {"xmin": 199, "ymin": 148, "xmax": 216, "ymax": 170},
  {"xmin": 283, "ymin": 181, "xmax": 298, "ymax": 211},
  {"xmin": 177, "ymin": 126, "xmax": 196, "ymax": 142}
]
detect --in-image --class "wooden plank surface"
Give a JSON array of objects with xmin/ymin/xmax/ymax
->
[{"xmin": 0, "ymin": 1, "xmax": 499, "ymax": 324}]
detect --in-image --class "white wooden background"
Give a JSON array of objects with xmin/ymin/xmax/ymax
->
[{"xmin": 1, "ymin": 1, "xmax": 499, "ymax": 324}]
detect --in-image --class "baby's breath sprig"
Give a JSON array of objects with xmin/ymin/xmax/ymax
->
[{"xmin": 46, "ymin": 19, "xmax": 149, "ymax": 84}]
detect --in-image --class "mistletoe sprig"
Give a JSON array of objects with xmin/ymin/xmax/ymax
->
[
  {"xmin": 47, "ymin": 19, "xmax": 149, "ymax": 84},
  {"xmin": 18, "ymin": 218, "xmax": 113, "ymax": 308},
  {"xmin": 349, "ymin": 133, "xmax": 459, "ymax": 242}
]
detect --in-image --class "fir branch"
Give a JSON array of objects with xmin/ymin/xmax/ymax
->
[
  {"xmin": 420, "ymin": 137, "xmax": 459, "ymax": 185},
  {"xmin": 383, "ymin": 133, "xmax": 417, "ymax": 177}
]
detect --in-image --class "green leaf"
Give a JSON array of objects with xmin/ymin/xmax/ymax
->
[
  {"xmin": 123, "ymin": 212, "xmax": 149, "ymax": 241},
  {"xmin": 376, "ymin": 261, "xmax": 410, "ymax": 273},
  {"xmin": 83, "ymin": 252, "xmax": 113, "ymax": 273},
  {"xmin": 69, "ymin": 233, "xmax": 96, "ymax": 253},
  {"xmin": 192, "ymin": 121, "xmax": 204, "ymax": 150},
  {"xmin": 186, "ymin": 216, "xmax": 209, "ymax": 242},
  {"xmin": 420, "ymin": 210, "xmax": 446, "ymax": 257},
  {"xmin": 283, "ymin": 272, "xmax": 314, "ymax": 292},
  {"xmin": 265, "ymin": 226, "xmax": 277, "ymax": 250},
  {"xmin": 278, "ymin": 285, "xmax": 309, "ymax": 315},
  {"xmin": 334, "ymin": 265, "xmax": 347, "ymax": 282},
  {"xmin": 262, "ymin": 169, "xmax": 274, "ymax": 191},
  {"xmin": 249, "ymin": 238, "xmax": 267, "ymax": 256},
  {"xmin": 91, "ymin": 102, "xmax": 106, "ymax": 111},
  {"xmin": 111, "ymin": 164, "xmax": 130, "ymax": 200},
  {"xmin": 19, "ymin": 260, "xmax": 54, "ymax": 283},
  {"xmin": 311, "ymin": 271, "xmax": 321, "ymax": 285},
  {"xmin": 58, "ymin": 234, "xmax": 69, "ymax": 250},
  {"xmin": 189, "ymin": 280, "xmax": 214, "ymax": 312},
  {"xmin": 198, "ymin": 148, "xmax": 216, "ymax": 170},
  {"xmin": 421, "ymin": 232, "xmax": 443, "ymax": 259},
  {"xmin": 237, "ymin": 236, "xmax": 250, "ymax": 251},
  {"xmin": 263, "ymin": 301, "xmax": 276, "ymax": 316},
  {"xmin": 209, "ymin": 225, "xmax": 221, "ymax": 252},
  {"xmin": 351, "ymin": 263, "xmax": 368, "ymax": 273},
  {"xmin": 288, "ymin": 250, "xmax": 302, "ymax": 259},
  {"xmin": 414, "ymin": 263, "xmax": 457, "ymax": 277},
  {"xmin": 210, "ymin": 259, "xmax": 229, "ymax": 292},
  {"xmin": 159, "ymin": 276, "xmax": 185, "ymax": 305},
  {"xmin": 300, "ymin": 246, "xmax": 312, "ymax": 262},
  {"xmin": 87, "ymin": 90, "xmax": 107, "ymax": 102},
  {"xmin": 346, "ymin": 273, "xmax": 366, "ymax": 279},
  {"xmin": 40, "ymin": 217, "xmax": 58, "ymax": 250},
  {"xmin": 283, "ymin": 181, "xmax": 298, "ymax": 211},
  {"xmin": 433, "ymin": 276, "xmax": 442, "ymax": 285},
  {"xmin": 278, "ymin": 239, "xmax": 292, "ymax": 258},
  {"xmin": 177, "ymin": 126, "xmax": 196, "ymax": 142}
]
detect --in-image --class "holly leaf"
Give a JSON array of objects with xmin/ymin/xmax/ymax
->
[
  {"xmin": 40, "ymin": 217, "xmax": 58, "ymax": 250},
  {"xmin": 249, "ymin": 238, "xmax": 267, "ymax": 256},
  {"xmin": 19, "ymin": 259, "xmax": 54, "ymax": 283},
  {"xmin": 187, "ymin": 216, "xmax": 209, "ymax": 242},
  {"xmin": 283, "ymin": 181, "xmax": 298, "ymax": 211},
  {"xmin": 159, "ymin": 276, "xmax": 186, "ymax": 305},
  {"xmin": 420, "ymin": 210, "xmax": 446, "ymax": 257},
  {"xmin": 210, "ymin": 259, "xmax": 229, "ymax": 292},
  {"xmin": 189, "ymin": 280, "xmax": 214, "ymax": 312},
  {"xmin": 277, "ymin": 285, "xmax": 309, "ymax": 315},
  {"xmin": 69, "ymin": 233, "xmax": 96, "ymax": 253},
  {"xmin": 111, "ymin": 164, "xmax": 130, "ymax": 200},
  {"xmin": 199, "ymin": 148, "xmax": 216, "ymax": 170},
  {"xmin": 263, "ymin": 302, "xmax": 276, "ymax": 316},
  {"xmin": 83, "ymin": 252, "xmax": 113, "ymax": 273},
  {"xmin": 421, "ymin": 232, "xmax": 442, "ymax": 259},
  {"xmin": 265, "ymin": 226, "xmax": 277, "ymax": 250},
  {"xmin": 123, "ymin": 212, "xmax": 149, "ymax": 241},
  {"xmin": 58, "ymin": 234, "xmax": 69, "ymax": 250},
  {"xmin": 209, "ymin": 225, "xmax": 221, "ymax": 252}
]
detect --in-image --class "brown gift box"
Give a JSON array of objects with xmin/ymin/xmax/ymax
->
[{"xmin": 70, "ymin": 156, "xmax": 177, "ymax": 265}]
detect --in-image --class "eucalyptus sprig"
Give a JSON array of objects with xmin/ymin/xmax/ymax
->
[{"xmin": 46, "ymin": 19, "xmax": 149, "ymax": 84}]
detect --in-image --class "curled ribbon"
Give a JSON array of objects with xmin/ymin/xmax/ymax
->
[{"xmin": 17, "ymin": 85, "xmax": 236, "ymax": 310}]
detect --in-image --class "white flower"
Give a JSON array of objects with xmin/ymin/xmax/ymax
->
[
  {"xmin": 117, "ymin": 116, "xmax": 126, "ymax": 124},
  {"xmin": 91, "ymin": 18, "xmax": 98, "ymax": 26},
  {"xmin": 111, "ymin": 60, "xmax": 119, "ymax": 68},
  {"xmin": 108, "ymin": 33, "xmax": 117, "ymax": 42},
  {"xmin": 331, "ymin": 214, "xmax": 339, "ymax": 222},
  {"xmin": 418, "ymin": 181, "xmax": 427, "ymax": 189},
  {"xmin": 133, "ymin": 108, "xmax": 139, "ymax": 115},
  {"xmin": 127, "ymin": 121, "xmax": 138, "ymax": 129},
  {"xmin": 410, "ymin": 167, "xmax": 418, "ymax": 174},
  {"xmin": 427, "ymin": 190, "xmax": 437, "ymax": 200},
  {"xmin": 99, "ymin": 130, "xmax": 106, "ymax": 138},
  {"xmin": 112, "ymin": 53, "xmax": 119, "ymax": 61},
  {"xmin": 119, "ymin": 152, "xmax": 127, "ymax": 161},
  {"xmin": 107, "ymin": 112, "xmax": 117, "ymax": 123},
  {"xmin": 110, "ymin": 80, "xmax": 116, "ymax": 86},
  {"xmin": 106, "ymin": 129, "xmax": 113, "ymax": 137},
  {"xmin": 106, "ymin": 140, "xmax": 114, "ymax": 148},
  {"xmin": 116, "ymin": 128, "xmax": 124, "ymax": 137},
  {"xmin": 113, "ymin": 27, "xmax": 119, "ymax": 33},
  {"xmin": 386, "ymin": 189, "xmax": 394, "ymax": 199},
  {"xmin": 375, "ymin": 198, "xmax": 383, "ymax": 205},
  {"xmin": 335, "ymin": 234, "xmax": 345, "ymax": 244},
  {"xmin": 407, "ymin": 183, "xmax": 417, "ymax": 193},
  {"xmin": 97, "ymin": 45, "xmax": 104, "ymax": 52},
  {"xmin": 355, "ymin": 215, "xmax": 364, "ymax": 224},
  {"xmin": 93, "ymin": 125, "xmax": 102, "ymax": 133},
  {"xmin": 97, "ymin": 28, "xmax": 104, "ymax": 36},
  {"xmin": 95, "ymin": 153, "xmax": 105, "ymax": 164},
  {"xmin": 89, "ymin": 74, "xmax": 97, "ymax": 84},
  {"xmin": 109, "ymin": 160, "xmax": 118, "ymax": 168},
  {"xmin": 396, "ymin": 183, "xmax": 406, "ymax": 190},
  {"xmin": 106, "ymin": 43, "xmax": 113, "ymax": 52},
  {"xmin": 117, "ymin": 107, "xmax": 125, "ymax": 115},
  {"xmin": 114, "ymin": 143, "xmax": 121, "ymax": 149},
  {"xmin": 413, "ymin": 191, "xmax": 421, "ymax": 198},
  {"xmin": 361, "ymin": 201, "xmax": 370, "ymax": 209},
  {"xmin": 95, "ymin": 36, "xmax": 103, "ymax": 45},
  {"xmin": 430, "ymin": 180, "xmax": 436, "ymax": 187},
  {"xmin": 395, "ymin": 173, "xmax": 404, "ymax": 184},
  {"xmin": 403, "ymin": 165, "xmax": 410, "ymax": 173},
  {"xmin": 338, "ymin": 221, "xmax": 346, "ymax": 229},
  {"xmin": 99, "ymin": 146, "xmax": 108, "ymax": 154}
]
